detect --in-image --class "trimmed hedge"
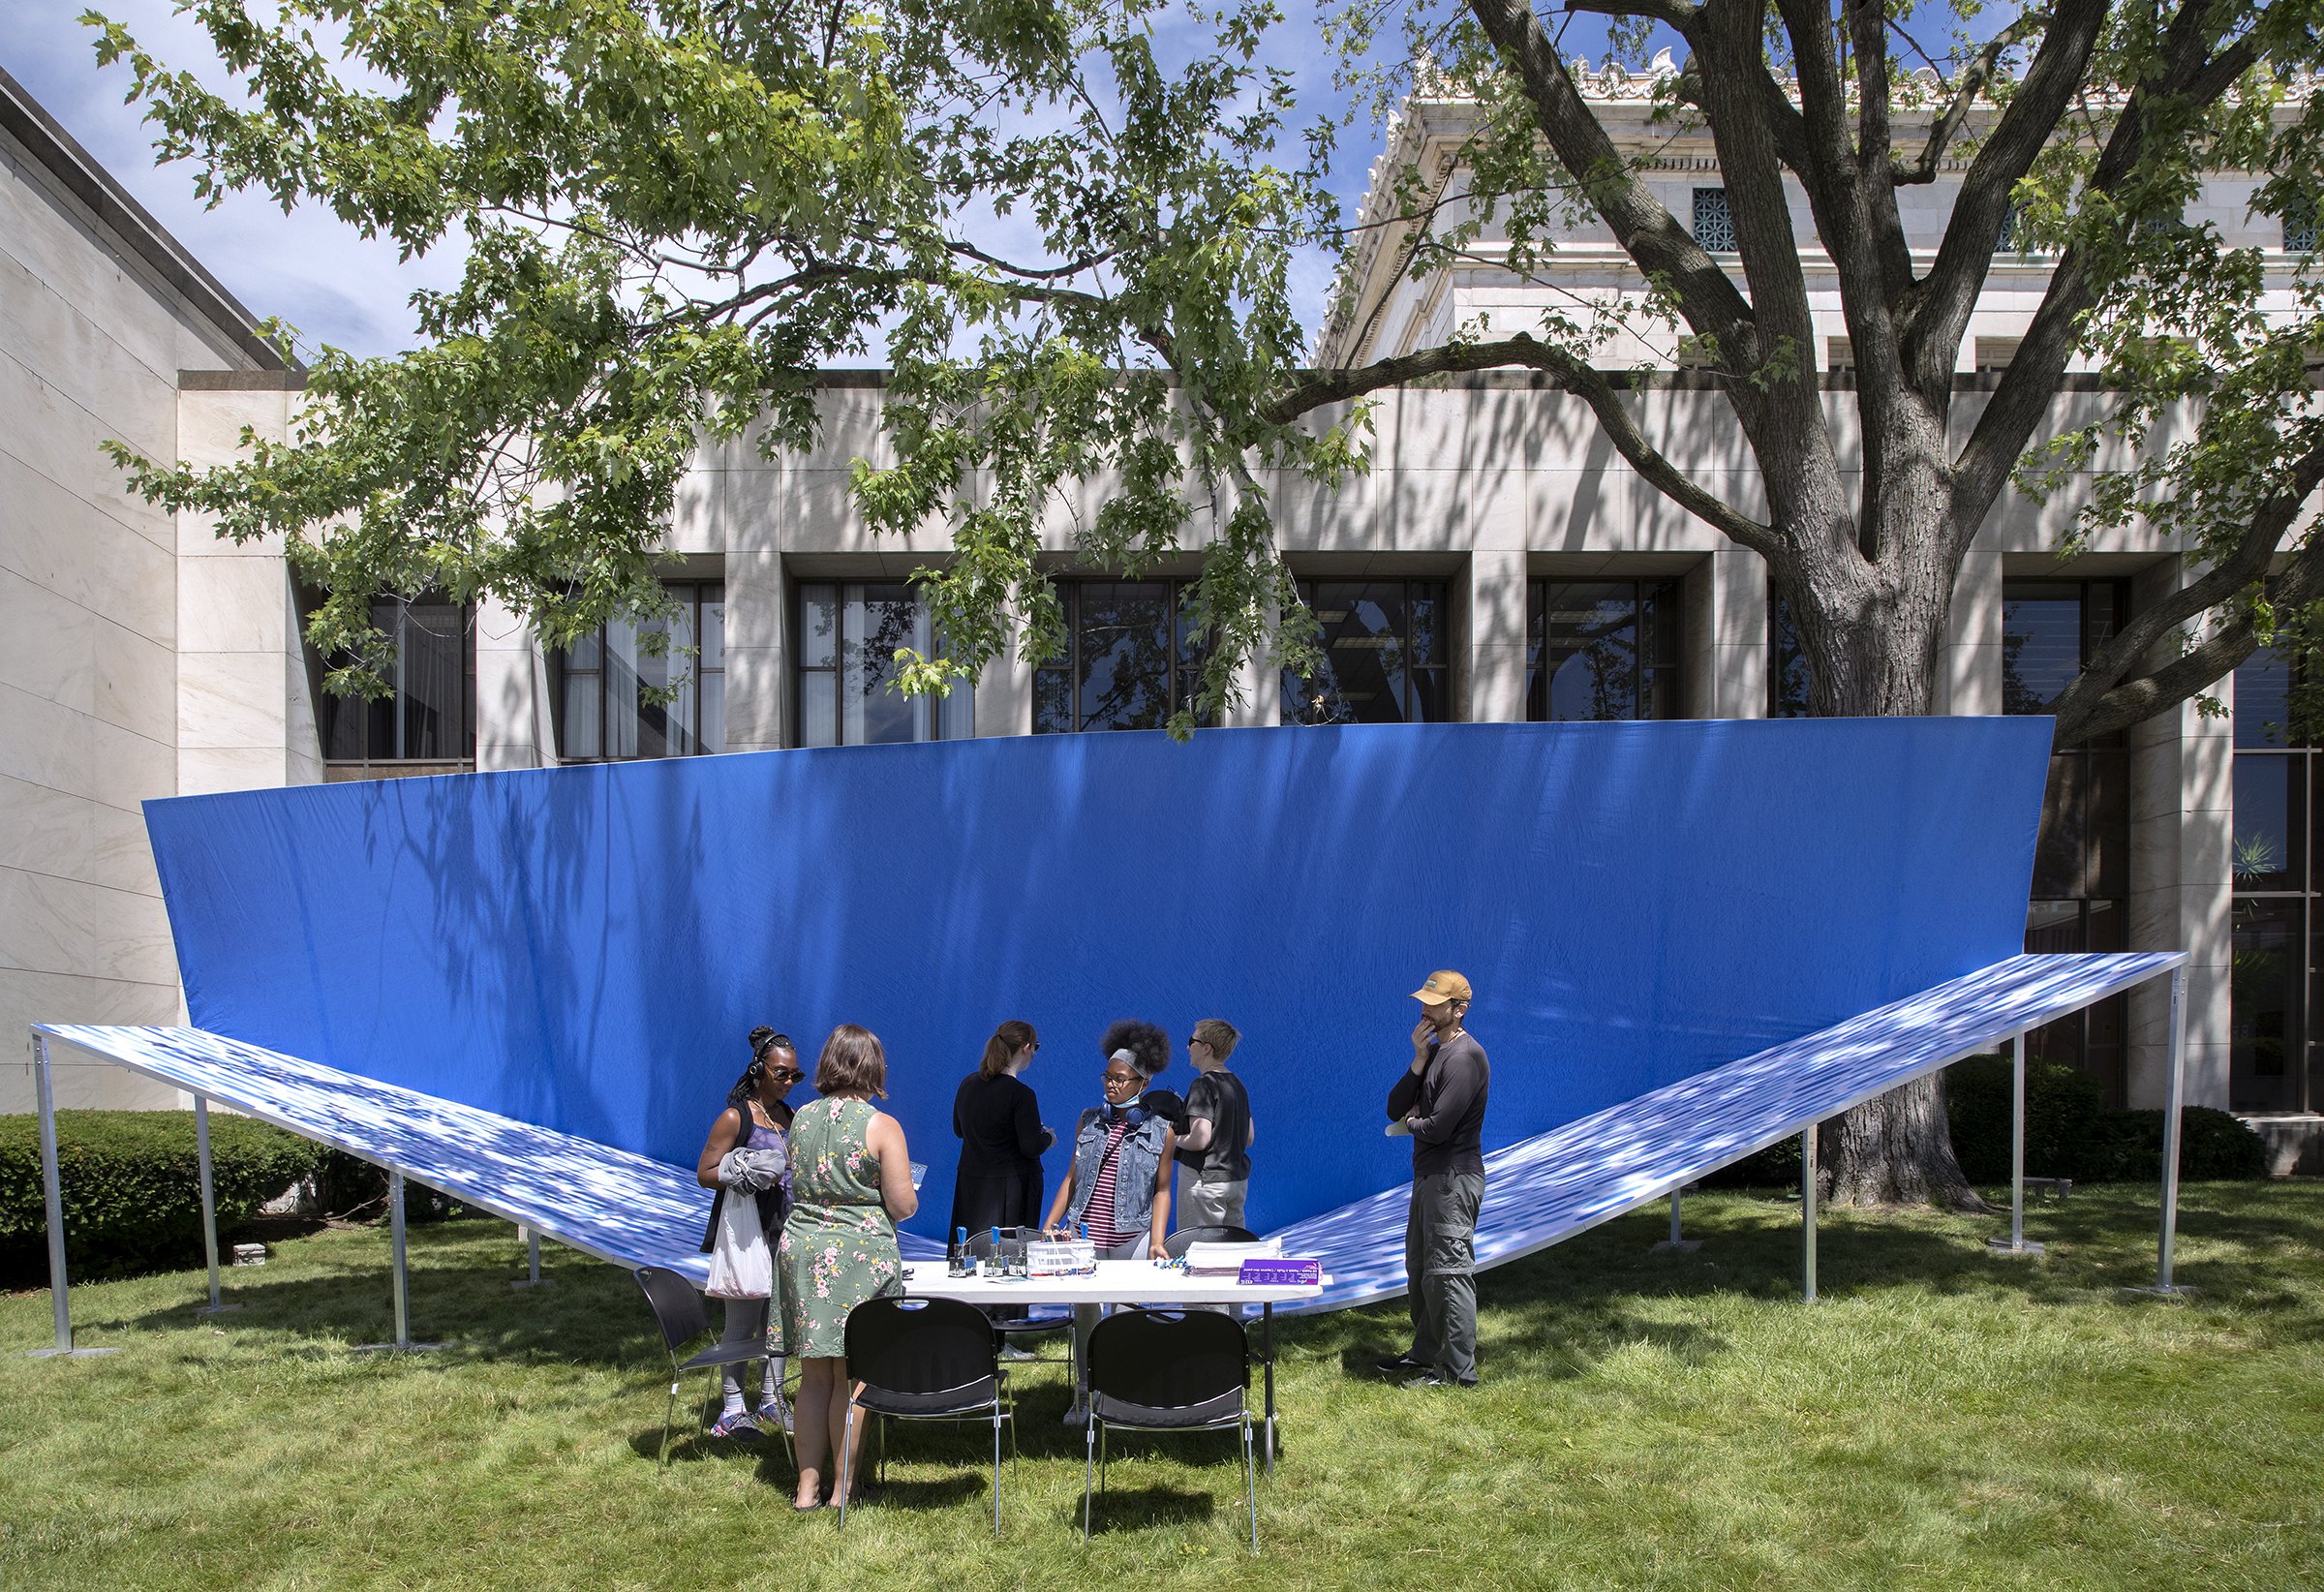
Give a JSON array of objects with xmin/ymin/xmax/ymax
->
[
  {"xmin": 0, "ymin": 1111, "xmax": 327, "ymax": 1285},
  {"xmin": 1702, "ymin": 1056, "xmax": 2270, "ymax": 1188}
]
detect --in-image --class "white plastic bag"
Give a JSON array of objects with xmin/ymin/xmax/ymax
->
[{"xmin": 704, "ymin": 1188, "xmax": 774, "ymax": 1299}]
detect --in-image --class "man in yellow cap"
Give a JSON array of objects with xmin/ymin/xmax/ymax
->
[{"xmin": 1377, "ymin": 969, "xmax": 1488, "ymax": 1389}]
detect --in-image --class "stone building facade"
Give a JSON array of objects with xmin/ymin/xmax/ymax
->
[{"xmin": 5, "ymin": 64, "xmax": 2316, "ymax": 1164}]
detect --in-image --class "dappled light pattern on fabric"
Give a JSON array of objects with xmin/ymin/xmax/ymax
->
[
  {"xmin": 1265, "ymin": 952, "xmax": 2183, "ymax": 1315},
  {"xmin": 36, "ymin": 1024, "xmax": 948, "ymax": 1280}
]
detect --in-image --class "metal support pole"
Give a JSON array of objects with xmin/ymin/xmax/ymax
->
[
  {"xmin": 193, "ymin": 1096, "xmax": 241, "ymax": 1315},
  {"xmin": 2129, "ymin": 966, "xmax": 2193, "ymax": 1298},
  {"xmin": 1652, "ymin": 1185, "xmax": 1700, "ymax": 1252},
  {"xmin": 1801, "ymin": 1125, "xmax": 1819, "ymax": 1303},
  {"xmin": 357, "ymin": 1169, "xmax": 443, "ymax": 1351},
  {"xmin": 27, "ymin": 1030, "xmax": 115, "ymax": 1359},
  {"xmin": 510, "ymin": 1224, "xmax": 551, "ymax": 1289},
  {"xmin": 1989, "ymin": 1029, "xmax": 2043, "ymax": 1258}
]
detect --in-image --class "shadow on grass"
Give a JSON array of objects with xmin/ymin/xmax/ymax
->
[{"xmin": 1076, "ymin": 1483, "xmax": 1220, "ymax": 1536}]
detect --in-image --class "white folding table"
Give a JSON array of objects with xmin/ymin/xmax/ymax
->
[{"xmin": 900, "ymin": 1258, "xmax": 1327, "ymax": 1469}]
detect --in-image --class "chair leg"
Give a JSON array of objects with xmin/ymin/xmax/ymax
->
[
  {"xmin": 659, "ymin": 1376, "xmax": 679, "ymax": 1470},
  {"xmin": 1083, "ymin": 1416, "xmax": 1096, "ymax": 1541},
  {"xmin": 992, "ymin": 1408, "xmax": 1003, "ymax": 1537},
  {"xmin": 839, "ymin": 1403, "xmax": 856, "ymax": 1529},
  {"xmin": 1242, "ymin": 1415, "xmax": 1259, "ymax": 1554}
]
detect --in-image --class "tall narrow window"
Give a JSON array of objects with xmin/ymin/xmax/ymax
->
[
  {"xmin": 2229, "ymin": 645, "xmax": 2323, "ymax": 1114},
  {"xmin": 1996, "ymin": 199, "xmax": 2029, "ymax": 254},
  {"xmin": 793, "ymin": 581, "xmax": 973, "ymax": 748},
  {"xmin": 320, "ymin": 596, "xmax": 476, "ymax": 773},
  {"xmin": 1692, "ymin": 187, "xmax": 1736, "ymax": 252},
  {"xmin": 2003, "ymin": 578, "xmax": 2132, "ymax": 1104},
  {"xmin": 1526, "ymin": 579, "xmax": 1682, "ymax": 721},
  {"xmin": 1034, "ymin": 581, "xmax": 1205, "ymax": 734},
  {"xmin": 1280, "ymin": 580, "xmax": 1449, "ymax": 725},
  {"xmin": 553, "ymin": 582, "xmax": 724, "ymax": 760}
]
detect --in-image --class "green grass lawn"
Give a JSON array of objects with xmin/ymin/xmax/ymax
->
[{"xmin": 3, "ymin": 1184, "xmax": 2321, "ymax": 1591}]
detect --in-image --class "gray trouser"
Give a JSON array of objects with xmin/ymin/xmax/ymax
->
[
  {"xmin": 718, "ymin": 1298, "xmax": 781, "ymax": 1405},
  {"xmin": 1405, "ymin": 1171, "xmax": 1483, "ymax": 1384},
  {"xmin": 1073, "ymin": 1234, "xmax": 1150, "ymax": 1402},
  {"xmin": 1177, "ymin": 1168, "xmax": 1248, "ymax": 1231}
]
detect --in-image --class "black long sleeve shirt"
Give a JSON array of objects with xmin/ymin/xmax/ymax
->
[{"xmin": 1386, "ymin": 1031, "xmax": 1489, "ymax": 1177}]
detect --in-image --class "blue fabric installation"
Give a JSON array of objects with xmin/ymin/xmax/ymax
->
[{"xmin": 140, "ymin": 719, "xmax": 2053, "ymax": 1240}]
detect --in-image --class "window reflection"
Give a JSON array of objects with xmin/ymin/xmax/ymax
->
[
  {"xmin": 2230, "ymin": 644, "xmax": 2324, "ymax": 1112},
  {"xmin": 794, "ymin": 581, "xmax": 973, "ymax": 748},
  {"xmin": 1281, "ymin": 580, "xmax": 1449, "ymax": 724},
  {"xmin": 1768, "ymin": 595, "xmax": 1812, "ymax": 718},
  {"xmin": 1526, "ymin": 579, "xmax": 1681, "ymax": 720},
  {"xmin": 554, "ymin": 582, "xmax": 725, "ymax": 760},
  {"xmin": 320, "ymin": 597, "xmax": 476, "ymax": 769},
  {"xmin": 1033, "ymin": 581, "xmax": 1204, "ymax": 734}
]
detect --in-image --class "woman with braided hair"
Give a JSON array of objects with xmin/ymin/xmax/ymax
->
[{"xmin": 693, "ymin": 1025, "xmax": 801, "ymax": 1439}]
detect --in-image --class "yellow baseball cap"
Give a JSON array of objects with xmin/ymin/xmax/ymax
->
[{"xmin": 1410, "ymin": 969, "xmax": 1473, "ymax": 1004}]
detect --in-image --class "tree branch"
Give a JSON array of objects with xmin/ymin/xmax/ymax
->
[
  {"xmin": 2053, "ymin": 535, "xmax": 2324, "ymax": 746},
  {"xmin": 1561, "ymin": 0, "xmax": 1701, "ymax": 28},
  {"xmin": 2049, "ymin": 444, "xmax": 2324, "ymax": 743},
  {"xmin": 1264, "ymin": 334, "xmax": 1780, "ymax": 554},
  {"xmin": 1892, "ymin": 14, "xmax": 2047, "ymax": 187}
]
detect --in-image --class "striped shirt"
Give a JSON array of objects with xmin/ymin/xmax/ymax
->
[{"xmin": 1084, "ymin": 1114, "xmax": 1136, "ymax": 1248}]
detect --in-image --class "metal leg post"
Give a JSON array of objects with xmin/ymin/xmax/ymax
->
[
  {"xmin": 356, "ymin": 1169, "xmax": 443, "ymax": 1351},
  {"xmin": 1653, "ymin": 1184, "xmax": 1701, "ymax": 1252},
  {"xmin": 1989, "ymin": 1030, "xmax": 2043, "ymax": 1258},
  {"xmin": 2129, "ymin": 966, "xmax": 2194, "ymax": 1299},
  {"xmin": 510, "ymin": 1224, "xmax": 551, "ymax": 1289},
  {"xmin": 1801, "ymin": 1125, "xmax": 1819, "ymax": 1304},
  {"xmin": 27, "ymin": 1031, "xmax": 114, "ymax": 1359},
  {"xmin": 193, "ymin": 1096, "xmax": 242, "ymax": 1314},
  {"xmin": 1261, "ymin": 1302, "xmax": 1276, "ymax": 1474}
]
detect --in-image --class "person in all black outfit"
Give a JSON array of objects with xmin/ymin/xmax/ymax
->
[
  {"xmin": 1378, "ymin": 969, "xmax": 1489, "ymax": 1390},
  {"xmin": 949, "ymin": 1019, "xmax": 1053, "ymax": 1235}
]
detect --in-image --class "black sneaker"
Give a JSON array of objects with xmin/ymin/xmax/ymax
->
[{"xmin": 1375, "ymin": 1352, "xmax": 1427, "ymax": 1375}]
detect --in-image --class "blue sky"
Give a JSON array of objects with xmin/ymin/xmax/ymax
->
[{"xmin": 6, "ymin": 0, "xmax": 1654, "ymax": 360}]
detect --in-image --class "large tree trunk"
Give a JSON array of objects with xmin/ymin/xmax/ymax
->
[{"xmin": 1789, "ymin": 535, "xmax": 1992, "ymax": 1213}]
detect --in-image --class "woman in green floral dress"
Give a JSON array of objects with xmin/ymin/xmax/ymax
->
[{"xmin": 780, "ymin": 1023, "xmax": 917, "ymax": 1510}]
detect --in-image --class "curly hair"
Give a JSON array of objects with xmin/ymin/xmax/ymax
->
[
  {"xmin": 725, "ymin": 1026, "xmax": 796, "ymax": 1109},
  {"xmin": 1101, "ymin": 1019, "xmax": 1170, "ymax": 1080}
]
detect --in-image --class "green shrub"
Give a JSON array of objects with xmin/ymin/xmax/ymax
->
[
  {"xmin": 2075, "ymin": 1106, "xmax": 2272, "ymax": 1182},
  {"xmin": 0, "ymin": 1111, "xmax": 326, "ymax": 1285},
  {"xmin": 1942, "ymin": 1053, "xmax": 2106, "ymax": 1181},
  {"xmin": 307, "ymin": 1149, "xmax": 472, "ymax": 1223}
]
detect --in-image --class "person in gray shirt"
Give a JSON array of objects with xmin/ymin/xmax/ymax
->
[
  {"xmin": 1175, "ymin": 1018, "xmax": 1255, "ymax": 1228},
  {"xmin": 1377, "ymin": 968, "xmax": 1487, "ymax": 1389}
]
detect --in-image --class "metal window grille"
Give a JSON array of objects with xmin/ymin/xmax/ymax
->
[
  {"xmin": 1691, "ymin": 188, "xmax": 1736, "ymax": 252},
  {"xmin": 2286, "ymin": 199, "xmax": 2316, "ymax": 254}
]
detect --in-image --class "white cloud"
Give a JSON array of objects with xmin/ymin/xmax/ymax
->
[{"xmin": 5, "ymin": 1, "xmax": 464, "ymax": 358}]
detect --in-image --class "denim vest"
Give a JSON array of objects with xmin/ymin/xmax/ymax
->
[{"xmin": 1064, "ymin": 1107, "xmax": 1170, "ymax": 1234}]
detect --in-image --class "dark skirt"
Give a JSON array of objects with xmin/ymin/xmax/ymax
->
[{"xmin": 950, "ymin": 1164, "xmax": 1044, "ymax": 1238}]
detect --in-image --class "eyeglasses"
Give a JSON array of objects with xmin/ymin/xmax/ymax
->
[{"xmin": 769, "ymin": 1067, "xmax": 804, "ymax": 1084}]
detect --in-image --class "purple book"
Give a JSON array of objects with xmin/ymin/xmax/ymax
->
[{"xmin": 1238, "ymin": 1257, "xmax": 1321, "ymax": 1286}]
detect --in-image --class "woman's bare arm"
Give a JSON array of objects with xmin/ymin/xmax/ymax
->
[
  {"xmin": 695, "ymin": 1106, "xmax": 745, "ymax": 1189},
  {"xmin": 868, "ymin": 1112, "xmax": 919, "ymax": 1222},
  {"xmin": 1148, "ymin": 1126, "xmax": 1177, "ymax": 1253}
]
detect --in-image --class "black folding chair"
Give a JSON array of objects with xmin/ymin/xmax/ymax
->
[
  {"xmin": 631, "ymin": 1266, "xmax": 791, "ymax": 1468},
  {"xmin": 1083, "ymin": 1307, "xmax": 1259, "ymax": 1552},
  {"xmin": 1162, "ymin": 1225, "xmax": 1261, "ymax": 1258},
  {"xmin": 841, "ymin": 1296, "xmax": 1016, "ymax": 1535},
  {"xmin": 965, "ymin": 1228, "xmax": 1072, "ymax": 1362}
]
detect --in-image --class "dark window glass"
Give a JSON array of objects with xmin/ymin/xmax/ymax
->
[
  {"xmin": 552, "ymin": 583, "xmax": 725, "ymax": 760},
  {"xmin": 320, "ymin": 597, "xmax": 476, "ymax": 769},
  {"xmin": 1526, "ymin": 579, "xmax": 1682, "ymax": 721},
  {"xmin": 2230, "ymin": 644, "xmax": 2324, "ymax": 1113},
  {"xmin": 2285, "ymin": 197, "xmax": 2317, "ymax": 255},
  {"xmin": 1281, "ymin": 580, "xmax": 1450, "ymax": 725},
  {"xmin": 792, "ymin": 581, "xmax": 973, "ymax": 748},
  {"xmin": 1768, "ymin": 595, "xmax": 1811, "ymax": 718},
  {"xmin": 2005, "ymin": 578, "xmax": 2132, "ymax": 1105},
  {"xmin": 1033, "ymin": 581, "xmax": 1205, "ymax": 734}
]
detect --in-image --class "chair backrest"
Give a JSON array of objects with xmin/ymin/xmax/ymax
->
[
  {"xmin": 845, "ymin": 1297, "xmax": 998, "ymax": 1396},
  {"xmin": 1163, "ymin": 1225, "xmax": 1261, "ymax": 1258},
  {"xmin": 632, "ymin": 1266, "xmax": 712, "ymax": 1353},
  {"xmin": 1087, "ymin": 1308, "xmax": 1248, "ymax": 1410}
]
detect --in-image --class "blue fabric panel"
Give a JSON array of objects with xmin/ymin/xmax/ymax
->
[{"xmin": 141, "ymin": 719, "xmax": 2051, "ymax": 1240}]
